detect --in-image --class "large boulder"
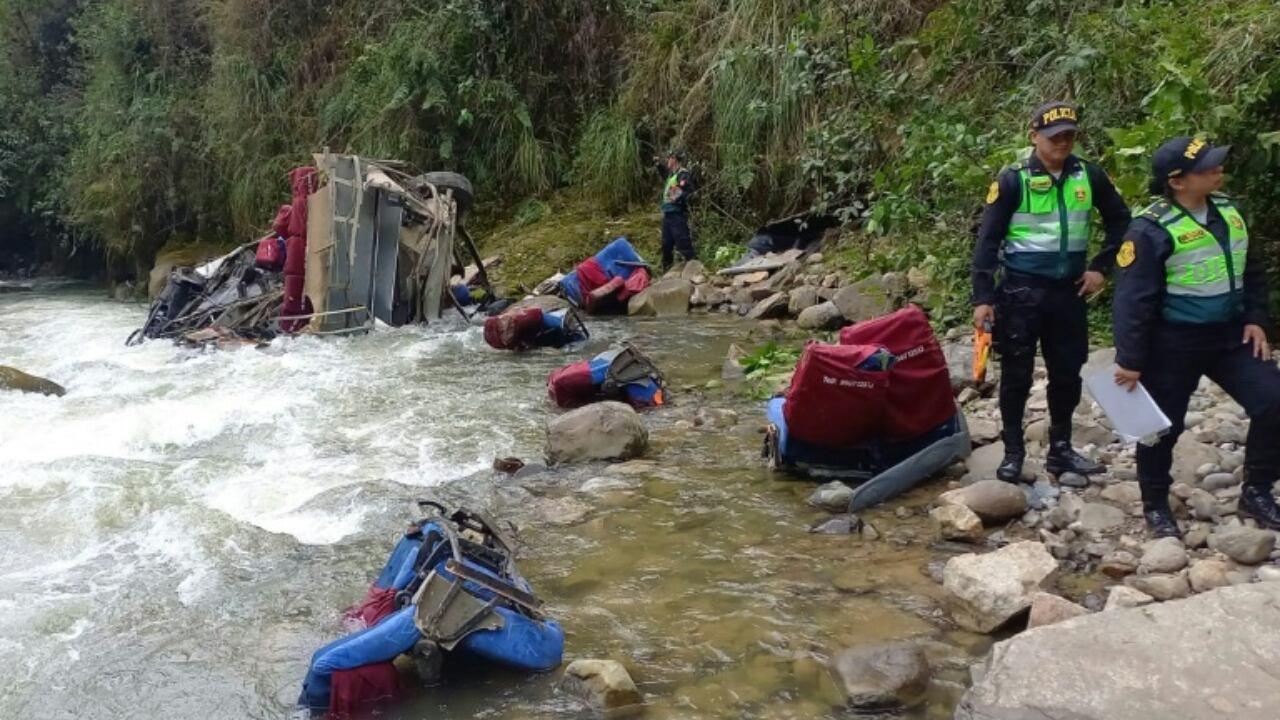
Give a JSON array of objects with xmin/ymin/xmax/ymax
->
[
  {"xmin": 828, "ymin": 643, "xmax": 930, "ymax": 711},
  {"xmin": 940, "ymin": 480, "xmax": 1028, "ymax": 524},
  {"xmin": 956, "ymin": 584, "xmax": 1280, "ymax": 720},
  {"xmin": 627, "ymin": 278, "xmax": 692, "ymax": 316},
  {"xmin": 746, "ymin": 292, "xmax": 790, "ymax": 320},
  {"xmin": 0, "ymin": 366, "xmax": 66, "ymax": 397},
  {"xmin": 796, "ymin": 301, "xmax": 844, "ymax": 330},
  {"xmin": 560, "ymin": 659, "xmax": 644, "ymax": 714},
  {"xmin": 943, "ymin": 541, "xmax": 1059, "ymax": 633},
  {"xmin": 788, "ymin": 286, "xmax": 819, "ymax": 315},
  {"xmin": 546, "ymin": 402, "xmax": 648, "ymax": 464},
  {"xmin": 832, "ymin": 278, "xmax": 894, "ymax": 323}
]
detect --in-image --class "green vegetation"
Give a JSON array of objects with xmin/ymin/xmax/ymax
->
[{"xmin": 1, "ymin": 0, "xmax": 1277, "ymax": 324}]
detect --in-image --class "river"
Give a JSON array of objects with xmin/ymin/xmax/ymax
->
[{"xmin": 0, "ymin": 284, "xmax": 987, "ymax": 719}]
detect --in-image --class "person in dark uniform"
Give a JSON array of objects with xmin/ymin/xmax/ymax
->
[
  {"xmin": 1112, "ymin": 137, "xmax": 1280, "ymax": 538},
  {"xmin": 972, "ymin": 101, "xmax": 1131, "ymax": 482},
  {"xmin": 656, "ymin": 149, "xmax": 696, "ymax": 271}
]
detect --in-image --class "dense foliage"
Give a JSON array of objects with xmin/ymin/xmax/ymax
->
[{"xmin": 1, "ymin": 0, "xmax": 1277, "ymax": 325}]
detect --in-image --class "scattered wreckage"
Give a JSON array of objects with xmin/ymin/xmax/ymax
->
[{"xmin": 129, "ymin": 154, "xmax": 496, "ymax": 348}]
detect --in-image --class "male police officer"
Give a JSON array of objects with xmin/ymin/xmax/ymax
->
[
  {"xmin": 972, "ymin": 102, "xmax": 1131, "ymax": 482},
  {"xmin": 657, "ymin": 149, "xmax": 696, "ymax": 272},
  {"xmin": 1112, "ymin": 137, "xmax": 1280, "ymax": 538}
]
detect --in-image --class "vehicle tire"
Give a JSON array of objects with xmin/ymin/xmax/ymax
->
[{"xmin": 412, "ymin": 172, "xmax": 474, "ymax": 216}]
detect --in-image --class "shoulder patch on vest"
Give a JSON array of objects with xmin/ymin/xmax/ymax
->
[
  {"xmin": 1117, "ymin": 240, "xmax": 1136, "ymax": 268},
  {"xmin": 986, "ymin": 181, "xmax": 1000, "ymax": 204}
]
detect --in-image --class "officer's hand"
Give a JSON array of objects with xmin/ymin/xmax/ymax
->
[
  {"xmin": 1243, "ymin": 324, "xmax": 1271, "ymax": 361},
  {"xmin": 973, "ymin": 304, "xmax": 994, "ymax": 331},
  {"xmin": 1077, "ymin": 271, "xmax": 1105, "ymax": 298},
  {"xmin": 1114, "ymin": 367, "xmax": 1141, "ymax": 392}
]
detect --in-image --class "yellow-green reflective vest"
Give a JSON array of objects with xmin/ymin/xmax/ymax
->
[
  {"xmin": 1145, "ymin": 195, "xmax": 1248, "ymax": 324},
  {"xmin": 1004, "ymin": 163, "xmax": 1093, "ymax": 278}
]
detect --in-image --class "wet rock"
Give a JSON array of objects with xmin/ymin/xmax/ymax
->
[
  {"xmin": 959, "ymin": 584, "xmax": 1280, "ymax": 720},
  {"xmin": 560, "ymin": 659, "xmax": 644, "ymax": 714},
  {"xmin": 1104, "ymin": 586, "xmax": 1154, "ymax": 611},
  {"xmin": 1139, "ymin": 538, "xmax": 1188, "ymax": 574},
  {"xmin": 1058, "ymin": 472, "xmax": 1088, "ymax": 489},
  {"xmin": 1026, "ymin": 592, "xmax": 1088, "ymax": 629},
  {"xmin": 512, "ymin": 462, "xmax": 549, "ymax": 480},
  {"xmin": 810, "ymin": 514, "xmax": 861, "ymax": 535},
  {"xmin": 1209, "ymin": 526, "xmax": 1276, "ymax": 565},
  {"xmin": 0, "ymin": 366, "xmax": 66, "ymax": 397},
  {"xmin": 1125, "ymin": 572, "xmax": 1190, "ymax": 601},
  {"xmin": 546, "ymin": 402, "xmax": 648, "ymax": 464},
  {"xmin": 832, "ymin": 278, "xmax": 893, "ymax": 323},
  {"xmin": 1073, "ymin": 503, "xmax": 1126, "ymax": 533},
  {"xmin": 722, "ymin": 344, "xmax": 748, "ymax": 382},
  {"xmin": 808, "ymin": 481, "xmax": 855, "ymax": 512},
  {"xmin": 943, "ymin": 541, "xmax": 1058, "ymax": 633},
  {"xmin": 940, "ymin": 480, "xmax": 1028, "ymax": 524},
  {"xmin": 931, "ymin": 504, "xmax": 984, "ymax": 542},
  {"xmin": 796, "ymin": 301, "xmax": 844, "ymax": 330},
  {"xmin": 787, "ymin": 286, "xmax": 819, "ymax": 315},
  {"xmin": 578, "ymin": 476, "xmax": 637, "ymax": 494},
  {"xmin": 627, "ymin": 278, "xmax": 692, "ymax": 316},
  {"xmin": 1188, "ymin": 559, "xmax": 1232, "ymax": 593},
  {"xmin": 493, "ymin": 457, "xmax": 525, "ymax": 474},
  {"xmin": 1099, "ymin": 550, "xmax": 1138, "ymax": 579},
  {"xmin": 537, "ymin": 497, "xmax": 591, "ymax": 526},
  {"xmin": 829, "ymin": 643, "xmax": 930, "ymax": 711},
  {"xmin": 747, "ymin": 292, "xmax": 790, "ymax": 320}
]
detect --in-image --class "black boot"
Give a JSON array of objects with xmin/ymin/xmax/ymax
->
[
  {"xmin": 1143, "ymin": 505, "xmax": 1182, "ymax": 539},
  {"xmin": 1045, "ymin": 440, "xmax": 1104, "ymax": 476},
  {"xmin": 1239, "ymin": 478, "xmax": 1280, "ymax": 531},
  {"xmin": 996, "ymin": 450, "xmax": 1026, "ymax": 483}
]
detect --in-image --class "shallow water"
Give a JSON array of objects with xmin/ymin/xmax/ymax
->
[{"xmin": 0, "ymin": 284, "xmax": 986, "ymax": 719}]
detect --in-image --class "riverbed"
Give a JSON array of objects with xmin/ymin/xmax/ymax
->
[{"xmin": 0, "ymin": 284, "xmax": 987, "ymax": 719}]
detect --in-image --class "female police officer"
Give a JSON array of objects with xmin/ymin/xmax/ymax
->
[{"xmin": 1112, "ymin": 137, "xmax": 1280, "ymax": 538}]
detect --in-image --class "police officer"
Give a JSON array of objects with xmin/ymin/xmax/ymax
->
[
  {"xmin": 656, "ymin": 149, "xmax": 696, "ymax": 272},
  {"xmin": 1113, "ymin": 137, "xmax": 1280, "ymax": 538},
  {"xmin": 972, "ymin": 101, "xmax": 1131, "ymax": 483}
]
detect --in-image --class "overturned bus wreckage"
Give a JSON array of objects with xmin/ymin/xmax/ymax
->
[
  {"xmin": 763, "ymin": 306, "xmax": 971, "ymax": 511},
  {"xmin": 300, "ymin": 502, "xmax": 564, "ymax": 717},
  {"xmin": 129, "ymin": 155, "xmax": 496, "ymax": 347}
]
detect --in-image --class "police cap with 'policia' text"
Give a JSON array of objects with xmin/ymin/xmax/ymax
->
[{"xmin": 1029, "ymin": 101, "xmax": 1079, "ymax": 138}]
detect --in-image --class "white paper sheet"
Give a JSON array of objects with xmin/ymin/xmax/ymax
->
[{"xmin": 1084, "ymin": 364, "xmax": 1172, "ymax": 444}]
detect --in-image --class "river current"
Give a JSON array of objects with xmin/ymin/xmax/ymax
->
[{"xmin": 0, "ymin": 284, "xmax": 984, "ymax": 719}]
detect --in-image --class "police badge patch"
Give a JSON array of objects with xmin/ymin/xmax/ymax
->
[
  {"xmin": 1117, "ymin": 240, "xmax": 1136, "ymax": 268},
  {"xmin": 986, "ymin": 181, "xmax": 999, "ymax": 204}
]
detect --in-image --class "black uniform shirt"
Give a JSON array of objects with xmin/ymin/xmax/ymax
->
[
  {"xmin": 972, "ymin": 152, "xmax": 1131, "ymax": 305},
  {"xmin": 1112, "ymin": 198, "xmax": 1272, "ymax": 371}
]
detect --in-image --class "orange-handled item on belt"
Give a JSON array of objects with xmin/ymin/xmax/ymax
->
[{"xmin": 973, "ymin": 322, "xmax": 993, "ymax": 384}]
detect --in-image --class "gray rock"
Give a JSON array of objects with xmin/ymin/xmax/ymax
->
[
  {"xmin": 1103, "ymin": 585, "xmax": 1154, "ymax": 611},
  {"xmin": 1202, "ymin": 472, "xmax": 1240, "ymax": 491},
  {"xmin": 808, "ymin": 480, "xmax": 855, "ymax": 512},
  {"xmin": 1256, "ymin": 565, "xmax": 1280, "ymax": 583},
  {"xmin": 1026, "ymin": 592, "xmax": 1088, "ymax": 629},
  {"xmin": 747, "ymin": 291, "xmax": 790, "ymax": 320},
  {"xmin": 787, "ymin": 286, "xmax": 819, "ymax": 315},
  {"xmin": 1209, "ymin": 526, "xmax": 1276, "ymax": 565},
  {"xmin": 957, "ymin": 584, "xmax": 1280, "ymax": 720},
  {"xmin": 680, "ymin": 260, "xmax": 706, "ymax": 282},
  {"xmin": 964, "ymin": 442, "xmax": 1009, "ymax": 482},
  {"xmin": 1172, "ymin": 437, "xmax": 1221, "ymax": 485},
  {"xmin": 1073, "ymin": 503, "xmax": 1126, "ymax": 533},
  {"xmin": 1058, "ymin": 472, "xmax": 1088, "ymax": 489},
  {"xmin": 560, "ymin": 659, "xmax": 644, "ymax": 714},
  {"xmin": 1125, "ymin": 572, "xmax": 1191, "ymax": 601},
  {"xmin": 1184, "ymin": 524, "xmax": 1211, "ymax": 550},
  {"xmin": 810, "ymin": 515, "xmax": 861, "ymax": 535},
  {"xmin": 795, "ymin": 300, "xmax": 845, "ymax": 330},
  {"xmin": 1099, "ymin": 550, "xmax": 1138, "ymax": 578},
  {"xmin": 1100, "ymin": 482, "xmax": 1142, "ymax": 506},
  {"xmin": 537, "ymin": 497, "xmax": 591, "ymax": 526},
  {"xmin": 940, "ymin": 480, "xmax": 1029, "ymax": 524},
  {"xmin": 1187, "ymin": 488, "xmax": 1221, "ymax": 520},
  {"xmin": 931, "ymin": 504, "xmax": 984, "ymax": 542},
  {"xmin": 0, "ymin": 366, "xmax": 66, "ymax": 397},
  {"xmin": 627, "ymin": 278, "xmax": 692, "ymax": 316},
  {"xmin": 832, "ymin": 278, "xmax": 893, "ymax": 322},
  {"xmin": 578, "ymin": 476, "xmax": 638, "ymax": 494},
  {"xmin": 943, "ymin": 541, "xmax": 1059, "ymax": 633},
  {"xmin": 967, "ymin": 417, "xmax": 1000, "ymax": 444},
  {"xmin": 829, "ymin": 643, "xmax": 930, "ymax": 711},
  {"xmin": 1188, "ymin": 559, "xmax": 1232, "ymax": 593},
  {"xmin": 1139, "ymin": 537, "xmax": 1188, "ymax": 574},
  {"xmin": 545, "ymin": 402, "xmax": 648, "ymax": 464},
  {"xmin": 722, "ymin": 344, "xmax": 747, "ymax": 381}
]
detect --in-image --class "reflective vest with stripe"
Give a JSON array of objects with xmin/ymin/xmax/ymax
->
[
  {"xmin": 1003, "ymin": 163, "xmax": 1093, "ymax": 278},
  {"xmin": 1145, "ymin": 196, "xmax": 1248, "ymax": 324},
  {"xmin": 661, "ymin": 170, "xmax": 689, "ymax": 214}
]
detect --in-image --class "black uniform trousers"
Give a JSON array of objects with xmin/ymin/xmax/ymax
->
[
  {"xmin": 661, "ymin": 212, "xmax": 696, "ymax": 270},
  {"xmin": 994, "ymin": 271, "xmax": 1089, "ymax": 451},
  {"xmin": 1136, "ymin": 323, "xmax": 1280, "ymax": 507}
]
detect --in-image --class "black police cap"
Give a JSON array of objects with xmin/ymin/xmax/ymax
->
[{"xmin": 1029, "ymin": 101, "xmax": 1080, "ymax": 138}]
